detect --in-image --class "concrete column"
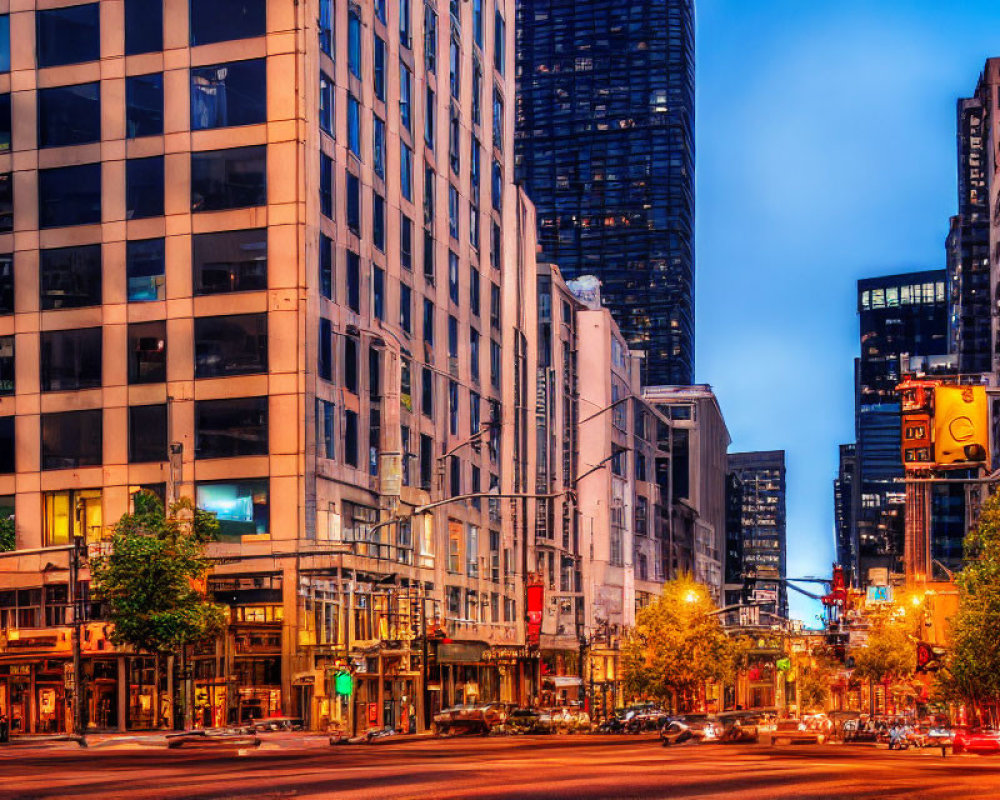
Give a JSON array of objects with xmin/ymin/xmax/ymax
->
[{"xmin": 117, "ymin": 657, "xmax": 127, "ymax": 732}]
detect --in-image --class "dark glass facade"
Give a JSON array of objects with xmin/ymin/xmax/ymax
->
[
  {"xmin": 515, "ymin": 0, "xmax": 694, "ymax": 385},
  {"xmin": 833, "ymin": 443, "xmax": 856, "ymax": 579}
]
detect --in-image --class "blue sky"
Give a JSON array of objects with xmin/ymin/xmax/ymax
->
[{"xmin": 695, "ymin": 0, "xmax": 1000, "ymax": 623}]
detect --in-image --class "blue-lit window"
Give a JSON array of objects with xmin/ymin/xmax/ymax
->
[
  {"xmin": 401, "ymin": 143, "xmax": 413, "ymax": 201},
  {"xmin": 126, "ymin": 156, "xmax": 165, "ymax": 220},
  {"xmin": 448, "ymin": 251, "xmax": 459, "ymax": 304},
  {"xmin": 191, "ymin": 146, "xmax": 267, "ymax": 212},
  {"xmin": 125, "ymin": 0, "xmax": 162, "ymax": 55},
  {"xmin": 472, "ymin": 59, "xmax": 482, "ymax": 125},
  {"xmin": 401, "ymin": 215, "xmax": 413, "ymax": 270},
  {"xmin": 449, "ymin": 185, "xmax": 459, "ymax": 239},
  {"xmin": 319, "ymin": 0, "xmax": 333, "ymax": 56},
  {"xmin": 0, "ymin": 16, "xmax": 9, "ymax": 73},
  {"xmin": 473, "ymin": 0, "xmax": 483, "ymax": 48},
  {"xmin": 448, "ymin": 314, "xmax": 458, "ymax": 358},
  {"xmin": 346, "ymin": 172, "xmax": 360, "ymax": 233},
  {"xmin": 126, "ymin": 74, "xmax": 164, "ymax": 138},
  {"xmin": 37, "ymin": 4, "xmax": 99, "ymax": 68},
  {"xmin": 196, "ymin": 479, "xmax": 269, "ymax": 540},
  {"xmin": 191, "ymin": 59, "xmax": 267, "ymax": 130},
  {"xmin": 373, "ymin": 115, "xmax": 385, "ymax": 178},
  {"xmin": 190, "ymin": 0, "xmax": 265, "ymax": 46},
  {"xmin": 348, "ymin": 8, "xmax": 362, "ymax": 79},
  {"xmin": 374, "ymin": 35, "xmax": 386, "ymax": 102},
  {"xmin": 400, "ymin": 283, "xmax": 412, "ymax": 333},
  {"xmin": 37, "ymin": 83, "xmax": 100, "ymax": 148},
  {"xmin": 492, "ymin": 88, "xmax": 503, "ymax": 151},
  {"xmin": 372, "ymin": 266, "xmax": 385, "ymax": 320},
  {"xmin": 425, "ymin": 86, "xmax": 436, "ymax": 149},
  {"xmin": 493, "ymin": 10, "xmax": 505, "ymax": 75},
  {"xmin": 375, "ymin": 0, "xmax": 387, "ymax": 25},
  {"xmin": 424, "ymin": 5, "xmax": 437, "ymax": 73},
  {"xmin": 449, "ymin": 38, "xmax": 460, "ymax": 99},
  {"xmin": 38, "ymin": 164, "xmax": 101, "ymax": 229},
  {"xmin": 346, "ymin": 251, "xmax": 360, "ymax": 312},
  {"xmin": 399, "ymin": 0, "xmax": 412, "ymax": 48},
  {"xmin": 373, "ymin": 194, "xmax": 386, "ymax": 252},
  {"xmin": 449, "ymin": 106, "xmax": 460, "ymax": 174},
  {"xmin": 400, "ymin": 63, "xmax": 413, "ymax": 131},
  {"xmin": 348, "ymin": 94, "xmax": 361, "ymax": 158},
  {"xmin": 127, "ymin": 238, "xmax": 165, "ymax": 302},
  {"xmin": 491, "ymin": 159, "xmax": 502, "ymax": 211},
  {"xmin": 320, "ymin": 153, "xmax": 332, "ymax": 217},
  {"xmin": 319, "ymin": 72, "xmax": 334, "ymax": 135},
  {"xmin": 319, "ymin": 233, "xmax": 333, "ymax": 299}
]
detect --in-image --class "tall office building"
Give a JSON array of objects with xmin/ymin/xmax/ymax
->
[
  {"xmin": 854, "ymin": 271, "xmax": 950, "ymax": 584},
  {"xmin": 727, "ymin": 451, "xmax": 787, "ymax": 621},
  {"xmin": 833, "ymin": 443, "xmax": 856, "ymax": 576},
  {"xmin": 515, "ymin": 0, "xmax": 695, "ymax": 385}
]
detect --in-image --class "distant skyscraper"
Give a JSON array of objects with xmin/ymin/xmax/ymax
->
[
  {"xmin": 728, "ymin": 451, "xmax": 788, "ymax": 621},
  {"xmin": 854, "ymin": 271, "xmax": 951, "ymax": 584},
  {"xmin": 515, "ymin": 0, "xmax": 695, "ymax": 385},
  {"xmin": 833, "ymin": 443, "xmax": 856, "ymax": 577}
]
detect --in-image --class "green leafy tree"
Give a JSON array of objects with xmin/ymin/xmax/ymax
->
[
  {"xmin": 0, "ymin": 516, "xmax": 14, "ymax": 552},
  {"xmin": 943, "ymin": 492, "xmax": 1000, "ymax": 725},
  {"xmin": 622, "ymin": 576, "xmax": 742, "ymax": 712},
  {"xmin": 796, "ymin": 656, "xmax": 835, "ymax": 712},
  {"xmin": 90, "ymin": 492, "xmax": 226, "ymax": 726},
  {"xmin": 852, "ymin": 605, "xmax": 918, "ymax": 687}
]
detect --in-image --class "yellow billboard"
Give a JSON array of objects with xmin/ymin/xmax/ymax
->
[{"xmin": 933, "ymin": 385, "xmax": 989, "ymax": 466}]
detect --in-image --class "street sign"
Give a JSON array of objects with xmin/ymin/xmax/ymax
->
[
  {"xmin": 866, "ymin": 585, "xmax": 892, "ymax": 605},
  {"xmin": 334, "ymin": 671, "xmax": 353, "ymax": 696}
]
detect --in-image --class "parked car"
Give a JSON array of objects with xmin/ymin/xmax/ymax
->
[
  {"xmin": 624, "ymin": 705, "xmax": 668, "ymax": 733},
  {"xmin": 536, "ymin": 706, "xmax": 591, "ymax": 734},
  {"xmin": 433, "ymin": 703, "xmax": 508, "ymax": 736},
  {"xmin": 719, "ymin": 712, "xmax": 777, "ymax": 743},
  {"xmin": 760, "ymin": 718, "xmax": 827, "ymax": 745},
  {"xmin": 953, "ymin": 728, "xmax": 1000, "ymax": 754},
  {"xmin": 659, "ymin": 715, "xmax": 722, "ymax": 746},
  {"xmin": 501, "ymin": 707, "xmax": 543, "ymax": 734},
  {"xmin": 251, "ymin": 716, "xmax": 304, "ymax": 732},
  {"xmin": 166, "ymin": 728, "xmax": 261, "ymax": 749}
]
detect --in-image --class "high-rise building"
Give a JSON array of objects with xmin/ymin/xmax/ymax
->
[
  {"xmin": 723, "ymin": 471, "xmax": 744, "ymax": 610},
  {"xmin": 854, "ymin": 271, "xmax": 950, "ymax": 584},
  {"xmin": 514, "ymin": 0, "xmax": 695, "ymax": 385},
  {"xmin": 833, "ymin": 443, "xmax": 856, "ymax": 576},
  {"xmin": 727, "ymin": 451, "xmax": 787, "ymax": 621},
  {"xmin": 0, "ymin": 0, "xmax": 537, "ymax": 735}
]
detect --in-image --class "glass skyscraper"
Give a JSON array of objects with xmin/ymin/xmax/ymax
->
[{"xmin": 515, "ymin": 0, "xmax": 695, "ymax": 385}]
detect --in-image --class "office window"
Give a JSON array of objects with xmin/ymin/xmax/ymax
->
[
  {"xmin": 492, "ymin": 88, "xmax": 503, "ymax": 151},
  {"xmin": 190, "ymin": 0, "xmax": 265, "ymax": 46},
  {"xmin": 470, "ymin": 267, "xmax": 480, "ymax": 315},
  {"xmin": 0, "ymin": 94, "xmax": 9, "ymax": 152},
  {"xmin": 470, "ymin": 328, "xmax": 480, "ymax": 381},
  {"xmin": 37, "ymin": 83, "xmax": 100, "ymax": 148},
  {"xmin": 318, "ymin": 317, "xmax": 332, "ymax": 381},
  {"xmin": 41, "ymin": 328, "xmax": 102, "ymax": 393},
  {"xmin": 343, "ymin": 335, "xmax": 359, "ymax": 393},
  {"xmin": 400, "ymin": 283, "xmax": 412, "ymax": 334},
  {"xmin": 191, "ymin": 146, "xmax": 266, "ymax": 211},
  {"xmin": 129, "ymin": 404, "xmax": 167, "ymax": 463},
  {"xmin": 448, "ymin": 251, "xmax": 459, "ymax": 303},
  {"xmin": 344, "ymin": 409, "xmax": 359, "ymax": 466},
  {"xmin": 470, "ymin": 203, "xmax": 480, "ymax": 250},
  {"xmin": 125, "ymin": 0, "xmax": 162, "ymax": 55},
  {"xmin": 423, "ymin": 231, "xmax": 435, "ymax": 282},
  {"xmin": 346, "ymin": 250, "xmax": 360, "ymax": 312},
  {"xmin": 196, "ymin": 479, "xmax": 269, "ymax": 539},
  {"xmin": 126, "ymin": 156, "xmax": 165, "ymax": 219},
  {"xmin": 196, "ymin": 396, "xmax": 268, "ymax": 458},
  {"xmin": 372, "ymin": 266, "xmax": 385, "ymax": 320},
  {"xmin": 399, "ymin": 0, "xmax": 412, "ymax": 48},
  {"xmin": 193, "ymin": 228, "xmax": 267, "ymax": 295},
  {"xmin": 424, "ymin": 165, "xmax": 436, "ymax": 224},
  {"xmin": 316, "ymin": 398, "xmax": 335, "ymax": 459},
  {"xmin": 0, "ymin": 255, "xmax": 11, "ymax": 314},
  {"xmin": 0, "ymin": 16, "xmax": 8, "ymax": 73},
  {"xmin": 348, "ymin": 94, "xmax": 361, "ymax": 158},
  {"xmin": 348, "ymin": 8, "xmax": 362, "ymax": 78},
  {"xmin": 191, "ymin": 59, "xmax": 266, "ymax": 129},
  {"xmin": 319, "ymin": 72, "xmax": 333, "ymax": 135},
  {"xmin": 373, "ymin": 115, "xmax": 385, "ymax": 178},
  {"xmin": 374, "ymin": 34, "xmax": 386, "ymax": 101},
  {"xmin": 423, "ymin": 298, "xmax": 434, "ymax": 345},
  {"xmin": 424, "ymin": 5, "xmax": 437, "ymax": 73},
  {"xmin": 493, "ymin": 10, "xmax": 505, "ymax": 74},
  {"xmin": 448, "ymin": 315, "xmax": 458, "ymax": 358},
  {"xmin": 374, "ymin": 194, "xmax": 386, "ymax": 251},
  {"xmin": 346, "ymin": 171, "xmax": 361, "ymax": 233},
  {"xmin": 490, "ymin": 222, "xmax": 501, "ymax": 270},
  {"xmin": 472, "ymin": 59, "xmax": 482, "ymax": 125},
  {"xmin": 40, "ymin": 245, "xmax": 101, "ymax": 310},
  {"xmin": 421, "ymin": 367, "xmax": 433, "ymax": 417},
  {"xmin": 449, "ymin": 380, "xmax": 459, "ymax": 434},
  {"xmin": 126, "ymin": 73, "xmax": 164, "ymax": 138},
  {"xmin": 490, "ymin": 282, "xmax": 500, "ymax": 327},
  {"xmin": 469, "ymin": 391, "xmax": 480, "ymax": 434},
  {"xmin": 319, "ymin": 0, "xmax": 332, "ymax": 56},
  {"xmin": 400, "ymin": 63, "xmax": 412, "ymax": 131},
  {"xmin": 38, "ymin": 164, "xmax": 101, "ymax": 228},
  {"xmin": 41, "ymin": 410, "xmax": 102, "ymax": 470},
  {"xmin": 490, "ymin": 339, "xmax": 500, "ymax": 388},
  {"xmin": 127, "ymin": 238, "xmax": 165, "ymax": 302},
  {"xmin": 400, "ymin": 357, "xmax": 412, "ymax": 411},
  {"xmin": 375, "ymin": 0, "xmax": 387, "ymax": 24},
  {"xmin": 401, "ymin": 215, "xmax": 413, "ymax": 270},
  {"xmin": 128, "ymin": 321, "xmax": 166, "ymax": 384},
  {"xmin": 37, "ymin": 4, "xmax": 100, "ymax": 68},
  {"xmin": 450, "ymin": 37, "xmax": 460, "ymax": 99},
  {"xmin": 473, "ymin": 0, "xmax": 483, "ymax": 47},
  {"xmin": 319, "ymin": 233, "xmax": 333, "ymax": 299},
  {"xmin": 0, "ymin": 416, "xmax": 10, "ymax": 474},
  {"xmin": 0, "ymin": 336, "xmax": 13, "ymax": 396},
  {"xmin": 401, "ymin": 143, "xmax": 413, "ymax": 201},
  {"xmin": 320, "ymin": 152, "xmax": 332, "ymax": 217},
  {"xmin": 491, "ymin": 159, "xmax": 502, "ymax": 211},
  {"xmin": 425, "ymin": 86, "xmax": 435, "ymax": 149},
  {"xmin": 449, "ymin": 105, "xmax": 460, "ymax": 174},
  {"xmin": 0, "ymin": 174, "xmax": 9, "ymax": 233},
  {"xmin": 449, "ymin": 185, "xmax": 459, "ymax": 238},
  {"xmin": 194, "ymin": 313, "xmax": 268, "ymax": 378},
  {"xmin": 470, "ymin": 137, "xmax": 481, "ymax": 189}
]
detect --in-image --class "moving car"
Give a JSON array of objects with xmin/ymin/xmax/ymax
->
[
  {"xmin": 760, "ymin": 718, "xmax": 827, "ymax": 745},
  {"xmin": 166, "ymin": 728, "xmax": 261, "ymax": 749},
  {"xmin": 432, "ymin": 703, "xmax": 508, "ymax": 736},
  {"xmin": 719, "ymin": 712, "xmax": 777, "ymax": 743},
  {"xmin": 659, "ymin": 715, "xmax": 722, "ymax": 746},
  {"xmin": 502, "ymin": 707, "xmax": 543, "ymax": 734},
  {"xmin": 953, "ymin": 728, "xmax": 1000, "ymax": 754}
]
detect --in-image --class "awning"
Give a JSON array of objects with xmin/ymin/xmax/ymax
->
[{"xmin": 543, "ymin": 675, "xmax": 583, "ymax": 688}]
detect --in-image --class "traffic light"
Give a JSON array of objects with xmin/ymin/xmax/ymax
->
[{"xmin": 934, "ymin": 385, "xmax": 989, "ymax": 466}]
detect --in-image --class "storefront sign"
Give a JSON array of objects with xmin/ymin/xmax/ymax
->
[
  {"xmin": 526, "ymin": 581, "xmax": 544, "ymax": 647},
  {"xmin": 438, "ymin": 641, "xmax": 490, "ymax": 663},
  {"xmin": 9, "ymin": 664, "xmax": 30, "ymax": 676}
]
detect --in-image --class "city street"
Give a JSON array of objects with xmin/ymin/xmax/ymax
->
[{"xmin": 1, "ymin": 735, "xmax": 999, "ymax": 800}]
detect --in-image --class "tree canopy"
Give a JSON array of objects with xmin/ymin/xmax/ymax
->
[
  {"xmin": 851, "ymin": 602, "xmax": 919, "ymax": 686},
  {"xmin": 621, "ymin": 576, "xmax": 743, "ymax": 711},
  {"xmin": 90, "ymin": 493, "xmax": 226, "ymax": 655}
]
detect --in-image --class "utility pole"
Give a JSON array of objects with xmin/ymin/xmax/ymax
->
[{"xmin": 69, "ymin": 536, "xmax": 87, "ymax": 747}]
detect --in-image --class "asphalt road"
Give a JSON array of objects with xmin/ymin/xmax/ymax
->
[{"xmin": 2, "ymin": 735, "xmax": 999, "ymax": 800}]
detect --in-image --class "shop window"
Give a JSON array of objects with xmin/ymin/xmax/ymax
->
[
  {"xmin": 194, "ymin": 313, "xmax": 268, "ymax": 378},
  {"xmin": 195, "ymin": 396, "xmax": 268, "ymax": 458},
  {"xmin": 0, "ymin": 175, "xmax": 9, "ymax": 233},
  {"xmin": 128, "ymin": 321, "xmax": 166, "ymax": 384},
  {"xmin": 125, "ymin": 0, "xmax": 162, "ymax": 55},
  {"xmin": 0, "ymin": 335, "xmax": 13, "ymax": 396},
  {"xmin": 126, "ymin": 73, "xmax": 163, "ymax": 138},
  {"xmin": 128, "ymin": 404, "xmax": 167, "ymax": 463},
  {"xmin": 37, "ymin": 82, "xmax": 100, "ymax": 148},
  {"xmin": 40, "ymin": 328, "xmax": 102, "ymax": 392},
  {"xmin": 40, "ymin": 244, "xmax": 101, "ymax": 309},
  {"xmin": 197, "ymin": 479, "xmax": 269, "ymax": 540},
  {"xmin": 126, "ymin": 238, "xmax": 165, "ymax": 302},
  {"xmin": 126, "ymin": 156, "xmax": 165, "ymax": 219},
  {"xmin": 36, "ymin": 4, "xmax": 100, "ymax": 68},
  {"xmin": 189, "ymin": 0, "xmax": 265, "ymax": 46},
  {"xmin": 0, "ymin": 94, "xmax": 9, "ymax": 151},
  {"xmin": 0, "ymin": 416, "xmax": 12, "ymax": 473},
  {"xmin": 193, "ymin": 228, "xmax": 267, "ymax": 294},
  {"xmin": 191, "ymin": 59, "xmax": 267, "ymax": 129},
  {"xmin": 38, "ymin": 163, "xmax": 101, "ymax": 228},
  {"xmin": 41, "ymin": 411, "xmax": 103, "ymax": 471},
  {"xmin": 191, "ymin": 146, "xmax": 267, "ymax": 212}
]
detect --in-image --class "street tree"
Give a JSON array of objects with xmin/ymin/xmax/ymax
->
[
  {"xmin": 90, "ymin": 492, "xmax": 227, "ymax": 727},
  {"xmin": 851, "ymin": 606, "xmax": 918, "ymax": 687},
  {"xmin": 943, "ymin": 492, "xmax": 1000, "ymax": 725},
  {"xmin": 795, "ymin": 655, "xmax": 835, "ymax": 712},
  {"xmin": 622, "ymin": 576, "xmax": 742, "ymax": 712}
]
